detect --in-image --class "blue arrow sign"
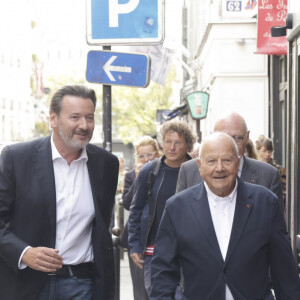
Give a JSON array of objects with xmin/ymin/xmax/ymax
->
[
  {"xmin": 86, "ymin": 50, "xmax": 150, "ymax": 87},
  {"xmin": 86, "ymin": 0, "xmax": 164, "ymax": 45}
]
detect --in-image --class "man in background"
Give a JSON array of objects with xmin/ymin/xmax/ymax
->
[
  {"xmin": 128, "ymin": 120, "xmax": 195, "ymax": 297},
  {"xmin": 176, "ymin": 112, "xmax": 284, "ymax": 211}
]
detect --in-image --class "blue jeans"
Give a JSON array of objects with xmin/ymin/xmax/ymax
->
[
  {"xmin": 144, "ymin": 255, "xmax": 182, "ymax": 300},
  {"xmin": 38, "ymin": 276, "xmax": 94, "ymax": 300}
]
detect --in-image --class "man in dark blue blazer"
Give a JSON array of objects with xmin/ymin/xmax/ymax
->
[
  {"xmin": 151, "ymin": 132, "xmax": 300, "ymax": 300},
  {"xmin": 0, "ymin": 85, "xmax": 119, "ymax": 300}
]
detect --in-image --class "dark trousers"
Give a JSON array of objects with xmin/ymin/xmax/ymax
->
[
  {"xmin": 128, "ymin": 251, "xmax": 149, "ymax": 300},
  {"xmin": 38, "ymin": 276, "xmax": 94, "ymax": 300}
]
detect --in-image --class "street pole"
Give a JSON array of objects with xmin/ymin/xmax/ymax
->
[
  {"xmin": 102, "ymin": 45, "xmax": 121, "ymax": 300},
  {"xmin": 112, "ymin": 227, "xmax": 121, "ymax": 300},
  {"xmin": 102, "ymin": 45, "xmax": 112, "ymax": 152},
  {"xmin": 196, "ymin": 119, "xmax": 202, "ymax": 143}
]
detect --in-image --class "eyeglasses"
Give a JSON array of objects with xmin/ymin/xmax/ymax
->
[
  {"xmin": 137, "ymin": 152, "xmax": 156, "ymax": 160},
  {"xmin": 164, "ymin": 140, "xmax": 185, "ymax": 148},
  {"xmin": 231, "ymin": 134, "xmax": 247, "ymax": 145}
]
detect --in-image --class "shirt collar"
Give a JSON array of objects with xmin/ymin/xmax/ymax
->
[
  {"xmin": 51, "ymin": 133, "xmax": 88, "ymax": 163},
  {"xmin": 204, "ymin": 179, "xmax": 238, "ymax": 203}
]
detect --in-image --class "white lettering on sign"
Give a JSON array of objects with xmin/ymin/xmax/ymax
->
[
  {"xmin": 109, "ymin": 0, "xmax": 140, "ymax": 27},
  {"xmin": 277, "ymin": 9, "xmax": 286, "ymax": 22},
  {"xmin": 103, "ymin": 56, "xmax": 132, "ymax": 81},
  {"xmin": 276, "ymin": 0, "xmax": 287, "ymax": 10},
  {"xmin": 259, "ymin": 0, "xmax": 273, "ymax": 9},
  {"xmin": 226, "ymin": 1, "xmax": 242, "ymax": 12},
  {"xmin": 265, "ymin": 12, "xmax": 274, "ymax": 22}
]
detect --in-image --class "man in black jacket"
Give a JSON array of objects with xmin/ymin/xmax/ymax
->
[{"xmin": 0, "ymin": 85, "xmax": 118, "ymax": 300}]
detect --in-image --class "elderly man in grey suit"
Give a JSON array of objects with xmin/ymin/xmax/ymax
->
[{"xmin": 176, "ymin": 112, "xmax": 284, "ymax": 211}]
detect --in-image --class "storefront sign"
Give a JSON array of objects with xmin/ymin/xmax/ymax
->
[
  {"xmin": 186, "ymin": 92, "xmax": 209, "ymax": 120},
  {"xmin": 257, "ymin": 0, "xmax": 287, "ymax": 55}
]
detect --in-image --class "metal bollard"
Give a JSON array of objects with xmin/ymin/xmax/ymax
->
[
  {"xmin": 117, "ymin": 198, "xmax": 124, "ymax": 259},
  {"xmin": 112, "ymin": 227, "xmax": 121, "ymax": 300}
]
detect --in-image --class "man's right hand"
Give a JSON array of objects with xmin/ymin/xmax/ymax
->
[
  {"xmin": 130, "ymin": 253, "xmax": 144, "ymax": 269},
  {"xmin": 22, "ymin": 247, "xmax": 63, "ymax": 273}
]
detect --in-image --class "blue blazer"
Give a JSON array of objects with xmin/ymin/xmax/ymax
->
[
  {"xmin": 0, "ymin": 136, "xmax": 119, "ymax": 300},
  {"xmin": 151, "ymin": 178, "xmax": 300, "ymax": 300}
]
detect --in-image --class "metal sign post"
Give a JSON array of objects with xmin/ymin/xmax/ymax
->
[{"xmin": 102, "ymin": 46, "xmax": 112, "ymax": 151}]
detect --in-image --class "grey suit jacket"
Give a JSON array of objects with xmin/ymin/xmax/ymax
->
[{"xmin": 176, "ymin": 156, "xmax": 284, "ymax": 211}]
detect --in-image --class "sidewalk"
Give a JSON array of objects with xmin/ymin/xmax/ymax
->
[
  {"xmin": 120, "ymin": 250, "xmax": 134, "ymax": 300},
  {"xmin": 116, "ymin": 203, "xmax": 134, "ymax": 299}
]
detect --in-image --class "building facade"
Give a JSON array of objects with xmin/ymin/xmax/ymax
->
[
  {"xmin": 0, "ymin": 0, "xmax": 35, "ymax": 143},
  {"xmin": 182, "ymin": 0, "xmax": 269, "ymax": 143},
  {"xmin": 182, "ymin": 0, "xmax": 299, "ymax": 266},
  {"xmin": 285, "ymin": 0, "xmax": 300, "ymax": 263}
]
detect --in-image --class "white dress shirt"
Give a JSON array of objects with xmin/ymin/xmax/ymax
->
[
  {"xmin": 204, "ymin": 180, "xmax": 238, "ymax": 300},
  {"xmin": 51, "ymin": 137, "xmax": 95, "ymax": 264}
]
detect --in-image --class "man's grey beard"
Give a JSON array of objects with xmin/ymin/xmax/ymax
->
[{"xmin": 58, "ymin": 127, "xmax": 91, "ymax": 150}]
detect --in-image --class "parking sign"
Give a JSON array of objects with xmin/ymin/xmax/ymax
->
[{"xmin": 86, "ymin": 0, "xmax": 164, "ymax": 45}]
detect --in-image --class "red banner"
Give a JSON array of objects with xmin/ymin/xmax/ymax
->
[{"xmin": 257, "ymin": 0, "xmax": 287, "ymax": 55}]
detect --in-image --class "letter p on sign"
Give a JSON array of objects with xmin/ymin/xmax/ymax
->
[{"xmin": 109, "ymin": 0, "xmax": 140, "ymax": 27}]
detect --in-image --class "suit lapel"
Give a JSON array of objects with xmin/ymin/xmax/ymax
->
[
  {"xmin": 86, "ymin": 145, "xmax": 103, "ymax": 214},
  {"xmin": 191, "ymin": 184, "xmax": 224, "ymax": 264},
  {"xmin": 225, "ymin": 179, "xmax": 253, "ymax": 264},
  {"xmin": 32, "ymin": 136, "xmax": 57, "ymax": 243},
  {"xmin": 240, "ymin": 156, "xmax": 256, "ymax": 184}
]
